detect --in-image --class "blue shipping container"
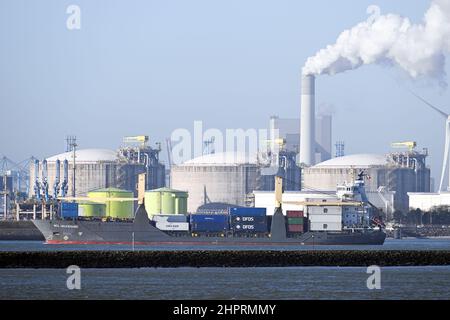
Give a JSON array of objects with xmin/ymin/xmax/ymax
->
[
  {"xmin": 229, "ymin": 207, "xmax": 266, "ymax": 217},
  {"xmin": 190, "ymin": 214, "xmax": 228, "ymax": 232},
  {"xmin": 231, "ymin": 216, "xmax": 267, "ymax": 233},
  {"xmin": 60, "ymin": 202, "xmax": 78, "ymax": 218},
  {"xmin": 231, "ymin": 216, "xmax": 266, "ymax": 224},
  {"xmin": 232, "ymin": 222, "xmax": 268, "ymax": 233}
]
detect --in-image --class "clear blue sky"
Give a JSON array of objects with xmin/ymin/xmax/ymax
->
[{"xmin": 0, "ymin": 0, "xmax": 447, "ymax": 187}]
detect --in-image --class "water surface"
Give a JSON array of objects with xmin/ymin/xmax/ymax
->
[{"xmin": 0, "ymin": 266, "xmax": 449, "ymax": 300}]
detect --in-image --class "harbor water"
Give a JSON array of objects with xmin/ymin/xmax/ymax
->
[
  {"xmin": 0, "ymin": 266, "xmax": 449, "ymax": 300},
  {"xmin": 0, "ymin": 238, "xmax": 449, "ymax": 300}
]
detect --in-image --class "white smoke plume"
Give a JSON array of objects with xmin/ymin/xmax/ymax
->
[{"xmin": 303, "ymin": 0, "xmax": 450, "ymax": 85}]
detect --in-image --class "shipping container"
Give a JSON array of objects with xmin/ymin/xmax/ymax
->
[
  {"xmin": 286, "ymin": 210, "xmax": 304, "ymax": 218},
  {"xmin": 152, "ymin": 214, "xmax": 188, "ymax": 223},
  {"xmin": 287, "ymin": 217, "xmax": 304, "ymax": 225},
  {"xmin": 60, "ymin": 202, "xmax": 78, "ymax": 218},
  {"xmin": 232, "ymin": 222, "xmax": 268, "ymax": 233},
  {"xmin": 190, "ymin": 214, "xmax": 229, "ymax": 232},
  {"xmin": 231, "ymin": 215, "xmax": 267, "ymax": 232},
  {"xmin": 310, "ymin": 222, "xmax": 342, "ymax": 232},
  {"xmin": 229, "ymin": 207, "xmax": 266, "ymax": 217},
  {"xmin": 155, "ymin": 222, "xmax": 190, "ymax": 231},
  {"xmin": 308, "ymin": 214, "xmax": 341, "ymax": 224},
  {"xmin": 287, "ymin": 224, "xmax": 304, "ymax": 233},
  {"xmin": 231, "ymin": 216, "xmax": 266, "ymax": 224},
  {"xmin": 308, "ymin": 206, "xmax": 342, "ymax": 216},
  {"xmin": 191, "ymin": 222, "xmax": 228, "ymax": 233}
]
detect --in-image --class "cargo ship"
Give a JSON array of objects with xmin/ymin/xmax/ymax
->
[{"xmin": 32, "ymin": 173, "xmax": 386, "ymax": 246}]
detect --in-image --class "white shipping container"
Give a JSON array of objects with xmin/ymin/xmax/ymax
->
[
  {"xmin": 309, "ymin": 214, "xmax": 342, "ymax": 223},
  {"xmin": 310, "ymin": 222, "xmax": 342, "ymax": 231},
  {"xmin": 308, "ymin": 206, "xmax": 342, "ymax": 215},
  {"xmin": 155, "ymin": 222, "xmax": 190, "ymax": 231},
  {"xmin": 152, "ymin": 215, "xmax": 188, "ymax": 223}
]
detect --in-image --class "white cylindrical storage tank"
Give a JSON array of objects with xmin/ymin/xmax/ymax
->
[
  {"xmin": 303, "ymin": 154, "xmax": 389, "ymax": 192},
  {"xmin": 171, "ymin": 152, "xmax": 260, "ymax": 213},
  {"xmin": 300, "ymin": 74, "xmax": 315, "ymax": 166},
  {"xmin": 302, "ymin": 153, "xmax": 431, "ymax": 214},
  {"xmin": 29, "ymin": 149, "xmax": 119, "ymax": 198}
]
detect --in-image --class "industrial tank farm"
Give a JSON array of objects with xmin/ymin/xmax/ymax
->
[
  {"xmin": 30, "ymin": 149, "xmax": 119, "ymax": 198},
  {"xmin": 29, "ymin": 137, "xmax": 166, "ymax": 200},
  {"xmin": 302, "ymin": 153, "xmax": 431, "ymax": 213},
  {"xmin": 171, "ymin": 152, "xmax": 261, "ymax": 213},
  {"xmin": 171, "ymin": 151, "xmax": 301, "ymax": 213}
]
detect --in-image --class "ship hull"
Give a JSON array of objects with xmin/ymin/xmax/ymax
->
[{"xmin": 33, "ymin": 219, "xmax": 386, "ymax": 246}]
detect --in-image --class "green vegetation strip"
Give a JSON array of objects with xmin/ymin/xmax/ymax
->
[{"xmin": 1, "ymin": 250, "xmax": 450, "ymax": 268}]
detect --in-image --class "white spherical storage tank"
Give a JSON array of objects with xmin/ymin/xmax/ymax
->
[{"xmin": 170, "ymin": 152, "xmax": 260, "ymax": 213}]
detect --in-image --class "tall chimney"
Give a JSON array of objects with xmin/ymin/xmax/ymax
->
[{"xmin": 300, "ymin": 74, "xmax": 316, "ymax": 166}]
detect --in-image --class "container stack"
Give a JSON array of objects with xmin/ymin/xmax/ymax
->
[
  {"xmin": 229, "ymin": 208, "xmax": 268, "ymax": 234},
  {"xmin": 286, "ymin": 210, "xmax": 304, "ymax": 233}
]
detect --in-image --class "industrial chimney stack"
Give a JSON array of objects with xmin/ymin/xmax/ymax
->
[{"xmin": 300, "ymin": 74, "xmax": 316, "ymax": 166}]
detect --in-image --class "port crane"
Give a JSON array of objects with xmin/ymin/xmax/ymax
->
[
  {"xmin": 123, "ymin": 135, "xmax": 149, "ymax": 148},
  {"xmin": 391, "ymin": 141, "xmax": 417, "ymax": 152}
]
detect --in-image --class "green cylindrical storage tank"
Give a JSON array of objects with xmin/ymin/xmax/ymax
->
[
  {"xmin": 88, "ymin": 188, "xmax": 134, "ymax": 219},
  {"xmin": 78, "ymin": 202, "xmax": 106, "ymax": 217},
  {"xmin": 145, "ymin": 188, "xmax": 188, "ymax": 217}
]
